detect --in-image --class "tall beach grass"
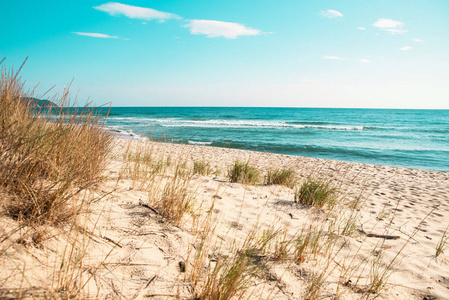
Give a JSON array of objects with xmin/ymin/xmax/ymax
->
[{"xmin": 0, "ymin": 63, "xmax": 113, "ymax": 225}]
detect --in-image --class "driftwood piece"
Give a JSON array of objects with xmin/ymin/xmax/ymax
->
[
  {"xmin": 358, "ymin": 229, "xmax": 400, "ymax": 240},
  {"xmin": 139, "ymin": 202, "xmax": 160, "ymax": 215},
  {"xmin": 101, "ymin": 235, "xmax": 123, "ymax": 248},
  {"xmin": 365, "ymin": 232, "xmax": 400, "ymax": 240}
]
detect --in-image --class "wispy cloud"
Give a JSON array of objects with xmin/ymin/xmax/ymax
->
[
  {"xmin": 360, "ymin": 59, "xmax": 370, "ymax": 63},
  {"xmin": 383, "ymin": 29, "xmax": 408, "ymax": 35},
  {"xmin": 323, "ymin": 56, "xmax": 346, "ymax": 60},
  {"xmin": 412, "ymin": 38, "xmax": 423, "ymax": 42},
  {"xmin": 72, "ymin": 32, "xmax": 118, "ymax": 39},
  {"xmin": 185, "ymin": 20, "xmax": 261, "ymax": 39},
  {"xmin": 373, "ymin": 18, "xmax": 408, "ymax": 34},
  {"xmin": 94, "ymin": 2, "xmax": 178, "ymax": 21},
  {"xmin": 319, "ymin": 9, "xmax": 343, "ymax": 18},
  {"xmin": 400, "ymin": 46, "xmax": 412, "ymax": 51},
  {"xmin": 357, "ymin": 27, "xmax": 366, "ymax": 30}
]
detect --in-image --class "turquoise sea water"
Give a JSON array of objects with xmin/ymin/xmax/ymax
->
[{"xmin": 105, "ymin": 107, "xmax": 449, "ymax": 172}]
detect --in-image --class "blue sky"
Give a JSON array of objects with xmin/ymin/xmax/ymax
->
[{"xmin": 1, "ymin": 0, "xmax": 449, "ymax": 108}]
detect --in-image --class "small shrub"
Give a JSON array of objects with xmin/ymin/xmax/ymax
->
[
  {"xmin": 228, "ymin": 160, "xmax": 259, "ymax": 185},
  {"xmin": 264, "ymin": 168, "xmax": 296, "ymax": 188},
  {"xmin": 294, "ymin": 177, "xmax": 337, "ymax": 208}
]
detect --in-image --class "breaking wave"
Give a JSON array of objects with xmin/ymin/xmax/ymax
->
[{"xmin": 108, "ymin": 117, "xmax": 364, "ymax": 131}]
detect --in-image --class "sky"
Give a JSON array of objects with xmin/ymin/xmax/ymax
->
[{"xmin": 1, "ymin": 0, "xmax": 449, "ymax": 108}]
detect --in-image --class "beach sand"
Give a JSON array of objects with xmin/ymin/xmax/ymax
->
[{"xmin": 1, "ymin": 137, "xmax": 449, "ymax": 299}]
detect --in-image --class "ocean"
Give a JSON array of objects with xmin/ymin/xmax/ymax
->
[{"xmin": 104, "ymin": 107, "xmax": 449, "ymax": 172}]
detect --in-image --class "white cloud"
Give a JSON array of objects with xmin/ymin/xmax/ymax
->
[
  {"xmin": 323, "ymin": 56, "xmax": 346, "ymax": 60},
  {"xmin": 360, "ymin": 59, "xmax": 370, "ymax": 63},
  {"xmin": 383, "ymin": 29, "xmax": 408, "ymax": 35},
  {"xmin": 357, "ymin": 27, "xmax": 366, "ymax": 30},
  {"xmin": 412, "ymin": 38, "xmax": 423, "ymax": 42},
  {"xmin": 185, "ymin": 20, "xmax": 261, "ymax": 39},
  {"xmin": 72, "ymin": 32, "xmax": 118, "ymax": 39},
  {"xmin": 400, "ymin": 46, "xmax": 412, "ymax": 51},
  {"xmin": 373, "ymin": 18, "xmax": 404, "ymax": 28},
  {"xmin": 94, "ymin": 2, "xmax": 178, "ymax": 21},
  {"xmin": 319, "ymin": 9, "xmax": 343, "ymax": 18},
  {"xmin": 373, "ymin": 18, "xmax": 408, "ymax": 34}
]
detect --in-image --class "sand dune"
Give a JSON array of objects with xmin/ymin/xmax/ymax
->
[{"xmin": 2, "ymin": 138, "xmax": 449, "ymax": 299}]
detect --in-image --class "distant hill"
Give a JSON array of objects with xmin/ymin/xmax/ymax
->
[{"xmin": 22, "ymin": 97, "xmax": 59, "ymax": 108}]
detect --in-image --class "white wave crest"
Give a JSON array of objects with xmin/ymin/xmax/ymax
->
[
  {"xmin": 188, "ymin": 141, "xmax": 213, "ymax": 145},
  {"xmin": 108, "ymin": 117, "xmax": 363, "ymax": 131},
  {"xmin": 164, "ymin": 120, "xmax": 363, "ymax": 131},
  {"xmin": 292, "ymin": 124, "xmax": 364, "ymax": 131},
  {"xmin": 106, "ymin": 127, "xmax": 148, "ymax": 140}
]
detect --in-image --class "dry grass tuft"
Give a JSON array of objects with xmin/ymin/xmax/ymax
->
[
  {"xmin": 435, "ymin": 226, "xmax": 448, "ymax": 258},
  {"xmin": 0, "ymin": 63, "xmax": 112, "ymax": 226},
  {"xmin": 156, "ymin": 174, "xmax": 194, "ymax": 226},
  {"xmin": 193, "ymin": 160, "xmax": 211, "ymax": 176},
  {"xmin": 295, "ymin": 177, "xmax": 337, "ymax": 209},
  {"xmin": 120, "ymin": 141, "xmax": 166, "ymax": 188},
  {"xmin": 228, "ymin": 160, "xmax": 259, "ymax": 185},
  {"xmin": 197, "ymin": 226, "xmax": 276, "ymax": 300},
  {"xmin": 264, "ymin": 168, "xmax": 296, "ymax": 188},
  {"xmin": 293, "ymin": 224, "xmax": 334, "ymax": 263},
  {"xmin": 0, "ymin": 60, "xmax": 115, "ymax": 298},
  {"xmin": 119, "ymin": 140, "xmax": 196, "ymax": 226}
]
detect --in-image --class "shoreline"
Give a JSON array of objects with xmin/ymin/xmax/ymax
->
[
  {"xmin": 114, "ymin": 137, "xmax": 449, "ymax": 208},
  {"xmin": 109, "ymin": 128, "xmax": 449, "ymax": 176},
  {"xmin": 104, "ymin": 107, "xmax": 449, "ymax": 173},
  {"xmin": 105, "ymin": 123, "xmax": 449, "ymax": 173}
]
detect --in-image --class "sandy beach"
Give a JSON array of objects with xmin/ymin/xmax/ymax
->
[{"xmin": 2, "ymin": 136, "xmax": 448, "ymax": 299}]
